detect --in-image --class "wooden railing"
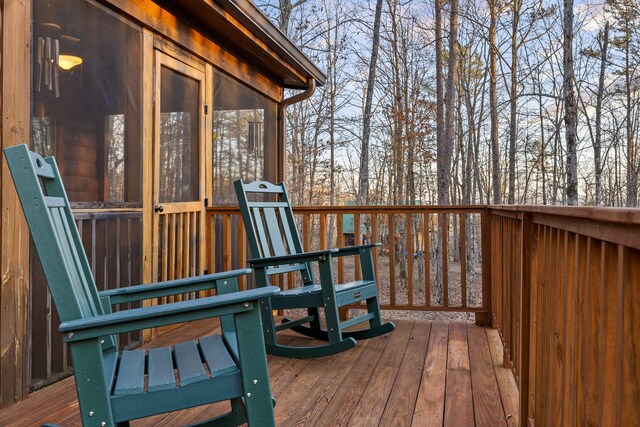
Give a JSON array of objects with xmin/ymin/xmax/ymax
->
[
  {"xmin": 206, "ymin": 205, "xmax": 492, "ymax": 319},
  {"xmin": 489, "ymin": 206, "xmax": 640, "ymax": 426},
  {"xmin": 28, "ymin": 202, "xmax": 639, "ymax": 422}
]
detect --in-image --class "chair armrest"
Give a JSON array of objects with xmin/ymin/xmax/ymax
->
[
  {"xmin": 248, "ymin": 249, "xmax": 339, "ymax": 268},
  {"xmin": 99, "ymin": 268, "xmax": 252, "ymax": 304},
  {"xmin": 332, "ymin": 243, "xmax": 382, "ymax": 258},
  {"xmin": 60, "ymin": 286, "xmax": 279, "ymax": 342}
]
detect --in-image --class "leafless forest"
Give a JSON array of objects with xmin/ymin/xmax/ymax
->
[{"xmin": 257, "ymin": 0, "xmax": 639, "ymax": 208}]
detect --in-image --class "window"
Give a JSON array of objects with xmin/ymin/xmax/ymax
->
[
  {"xmin": 212, "ymin": 71, "xmax": 277, "ymax": 204},
  {"xmin": 158, "ymin": 66, "xmax": 201, "ymax": 203},
  {"xmin": 32, "ymin": 0, "xmax": 142, "ymax": 206}
]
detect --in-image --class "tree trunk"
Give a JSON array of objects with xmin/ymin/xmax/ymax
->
[
  {"xmin": 508, "ymin": 0, "xmax": 522, "ymax": 204},
  {"xmin": 435, "ymin": 0, "xmax": 458, "ymax": 304},
  {"xmin": 488, "ymin": 0, "xmax": 501, "ymax": 204},
  {"xmin": 594, "ymin": 22, "xmax": 608, "ymax": 206},
  {"xmin": 624, "ymin": 23, "xmax": 637, "ymax": 206},
  {"xmin": 439, "ymin": 0, "xmax": 458, "ymax": 206},
  {"xmin": 563, "ymin": 0, "xmax": 578, "ymax": 205},
  {"xmin": 357, "ymin": 0, "xmax": 384, "ymax": 206}
]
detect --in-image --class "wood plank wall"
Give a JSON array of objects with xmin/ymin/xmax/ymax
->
[
  {"xmin": 489, "ymin": 207, "xmax": 640, "ymax": 427},
  {"xmin": 0, "ymin": 0, "xmax": 32, "ymax": 409}
]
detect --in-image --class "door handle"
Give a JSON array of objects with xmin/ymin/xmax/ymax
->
[{"xmin": 154, "ymin": 205, "xmax": 164, "ymax": 213}]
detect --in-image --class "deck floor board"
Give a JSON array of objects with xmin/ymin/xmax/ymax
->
[{"xmin": 0, "ymin": 319, "xmax": 517, "ymax": 426}]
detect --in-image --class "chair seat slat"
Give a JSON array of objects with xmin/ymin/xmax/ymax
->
[
  {"xmin": 114, "ymin": 350, "xmax": 145, "ymax": 395},
  {"xmin": 174, "ymin": 340, "xmax": 207, "ymax": 386},
  {"xmin": 147, "ymin": 347, "xmax": 176, "ymax": 392},
  {"xmin": 199, "ymin": 334, "xmax": 237, "ymax": 377}
]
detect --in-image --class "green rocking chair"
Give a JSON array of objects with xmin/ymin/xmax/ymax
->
[
  {"xmin": 234, "ymin": 179, "xmax": 395, "ymax": 359},
  {"xmin": 5, "ymin": 144, "xmax": 278, "ymax": 427}
]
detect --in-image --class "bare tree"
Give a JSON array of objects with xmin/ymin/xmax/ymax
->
[
  {"xmin": 563, "ymin": 0, "xmax": 579, "ymax": 205},
  {"xmin": 357, "ymin": 0, "xmax": 385, "ymax": 206},
  {"xmin": 488, "ymin": 0, "xmax": 501, "ymax": 204},
  {"xmin": 595, "ymin": 22, "xmax": 610, "ymax": 206}
]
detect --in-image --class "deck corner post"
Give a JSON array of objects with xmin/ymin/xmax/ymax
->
[{"xmin": 476, "ymin": 210, "xmax": 493, "ymax": 326}]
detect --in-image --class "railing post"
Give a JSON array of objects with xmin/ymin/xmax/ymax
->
[
  {"xmin": 520, "ymin": 212, "xmax": 533, "ymax": 427},
  {"xmin": 477, "ymin": 210, "xmax": 493, "ymax": 326}
]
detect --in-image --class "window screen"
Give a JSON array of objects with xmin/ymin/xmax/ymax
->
[
  {"xmin": 212, "ymin": 71, "xmax": 277, "ymax": 204},
  {"xmin": 32, "ymin": 0, "xmax": 143, "ymax": 207}
]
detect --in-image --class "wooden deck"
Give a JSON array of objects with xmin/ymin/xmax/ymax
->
[{"xmin": 0, "ymin": 319, "xmax": 518, "ymax": 426}]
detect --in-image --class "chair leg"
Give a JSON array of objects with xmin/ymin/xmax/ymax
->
[
  {"xmin": 260, "ymin": 298, "xmax": 278, "ymax": 348},
  {"xmin": 235, "ymin": 307, "xmax": 276, "ymax": 427},
  {"xmin": 70, "ymin": 341, "xmax": 116, "ymax": 427},
  {"xmin": 318, "ymin": 259, "xmax": 343, "ymax": 344},
  {"xmin": 366, "ymin": 295, "xmax": 383, "ymax": 329},
  {"xmin": 307, "ymin": 306, "xmax": 322, "ymax": 330}
]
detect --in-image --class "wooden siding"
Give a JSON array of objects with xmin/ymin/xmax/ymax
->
[
  {"xmin": 0, "ymin": 319, "xmax": 518, "ymax": 426},
  {"xmin": 489, "ymin": 206, "xmax": 640, "ymax": 426}
]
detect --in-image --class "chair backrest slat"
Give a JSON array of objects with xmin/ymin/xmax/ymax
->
[
  {"xmin": 251, "ymin": 207, "xmax": 272, "ymax": 258},
  {"xmin": 51, "ymin": 206, "xmax": 100, "ymax": 317},
  {"xmin": 263, "ymin": 208, "xmax": 286, "ymax": 256},
  {"xmin": 279, "ymin": 207, "xmax": 297, "ymax": 254},
  {"xmin": 4, "ymin": 145, "xmax": 105, "ymax": 322},
  {"xmin": 235, "ymin": 179, "xmax": 313, "ymax": 285}
]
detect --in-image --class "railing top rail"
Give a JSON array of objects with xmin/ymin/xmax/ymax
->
[
  {"xmin": 207, "ymin": 205, "xmax": 488, "ymax": 214},
  {"xmin": 207, "ymin": 203, "xmax": 640, "ymax": 225},
  {"xmin": 490, "ymin": 204, "xmax": 640, "ymax": 226}
]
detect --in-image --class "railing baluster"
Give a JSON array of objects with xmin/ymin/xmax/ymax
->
[
  {"xmin": 442, "ymin": 213, "xmax": 449, "ymax": 308},
  {"xmin": 184, "ymin": 211, "xmax": 191, "ymax": 279},
  {"xmin": 176, "ymin": 213, "xmax": 184, "ymax": 302},
  {"xmin": 222, "ymin": 214, "xmax": 231, "ymax": 271},
  {"xmin": 238, "ymin": 217, "xmax": 247, "ymax": 290},
  {"xmin": 424, "ymin": 213, "xmax": 431, "ymax": 307},
  {"xmin": 337, "ymin": 213, "xmax": 344, "ymax": 285},
  {"xmin": 303, "ymin": 214, "xmax": 311, "ymax": 252},
  {"xmin": 406, "ymin": 213, "xmax": 413, "ymax": 307},
  {"xmin": 320, "ymin": 213, "xmax": 327, "ymax": 250},
  {"xmin": 372, "ymin": 213, "xmax": 379, "ymax": 280},
  {"xmin": 460, "ymin": 214, "xmax": 467, "ymax": 308},
  {"xmin": 388, "ymin": 213, "xmax": 396, "ymax": 307},
  {"xmin": 354, "ymin": 213, "xmax": 361, "ymax": 281},
  {"xmin": 91, "ymin": 218, "xmax": 97, "ymax": 276},
  {"xmin": 115, "ymin": 218, "xmax": 121, "ymax": 290},
  {"xmin": 103, "ymin": 218, "xmax": 109, "ymax": 291}
]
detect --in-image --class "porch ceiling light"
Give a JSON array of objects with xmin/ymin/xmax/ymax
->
[{"xmin": 58, "ymin": 54, "xmax": 83, "ymax": 70}]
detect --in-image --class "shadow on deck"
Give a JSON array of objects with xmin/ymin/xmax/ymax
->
[{"xmin": 0, "ymin": 319, "xmax": 518, "ymax": 426}]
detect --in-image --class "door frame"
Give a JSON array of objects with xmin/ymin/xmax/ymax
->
[{"xmin": 141, "ymin": 40, "xmax": 211, "ymax": 332}]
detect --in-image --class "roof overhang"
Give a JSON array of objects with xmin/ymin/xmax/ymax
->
[{"xmin": 153, "ymin": 0, "xmax": 326, "ymax": 89}]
